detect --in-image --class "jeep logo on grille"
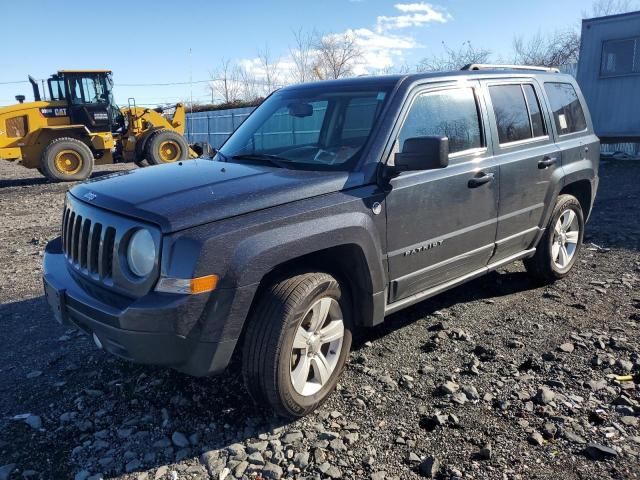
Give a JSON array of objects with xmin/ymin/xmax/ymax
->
[{"xmin": 83, "ymin": 192, "xmax": 97, "ymax": 201}]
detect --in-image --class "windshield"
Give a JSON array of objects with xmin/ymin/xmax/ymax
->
[
  {"xmin": 218, "ymin": 86, "xmax": 391, "ymax": 170},
  {"xmin": 67, "ymin": 74, "xmax": 111, "ymax": 105}
]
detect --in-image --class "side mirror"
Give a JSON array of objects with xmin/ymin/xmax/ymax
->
[{"xmin": 394, "ymin": 136, "xmax": 449, "ymax": 172}]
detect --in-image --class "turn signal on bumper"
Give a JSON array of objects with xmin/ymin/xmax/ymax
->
[{"xmin": 155, "ymin": 274, "xmax": 218, "ymax": 294}]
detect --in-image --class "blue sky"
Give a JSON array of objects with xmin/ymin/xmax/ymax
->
[{"xmin": 0, "ymin": 0, "xmax": 621, "ymax": 105}]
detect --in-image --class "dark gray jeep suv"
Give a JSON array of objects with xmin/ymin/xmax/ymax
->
[{"xmin": 43, "ymin": 65, "xmax": 599, "ymax": 417}]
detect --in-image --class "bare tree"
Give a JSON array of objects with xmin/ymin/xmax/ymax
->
[
  {"xmin": 314, "ymin": 31, "xmax": 362, "ymax": 80},
  {"xmin": 210, "ymin": 59, "xmax": 242, "ymax": 103},
  {"xmin": 290, "ymin": 28, "xmax": 316, "ymax": 83},
  {"xmin": 585, "ymin": 0, "xmax": 638, "ymax": 17},
  {"xmin": 258, "ymin": 44, "xmax": 281, "ymax": 94},
  {"xmin": 417, "ymin": 41, "xmax": 492, "ymax": 72},
  {"xmin": 238, "ymin": 66, "xmax": 261, "ymax": 102},
  {"xmin": 512, "ymin": 29, "xmax": 580, "ymax": 68}
]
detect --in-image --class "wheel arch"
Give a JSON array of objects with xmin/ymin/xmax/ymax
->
[{"xmin": 559, "ymin": 179, "xmax": 593, "ymax": 219}]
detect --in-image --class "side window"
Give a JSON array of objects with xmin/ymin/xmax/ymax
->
[
  {"xmin": 544, "ymin": 82, "xmax": 587, "ymax": 135},
  {"xmin": 489, "ymin": 85, "xmax": 532, "ymax": 143},
  {"xmin": 522, "ymin": 84, "xmax": 546, "ymax": 138},
  {"xmin": 398, "ymin": 87, "xmax": 483, "ymax": 155}
]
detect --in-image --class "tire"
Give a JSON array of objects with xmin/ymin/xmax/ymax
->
[
  {"xmin": 524, "ymin": 194, "xmax": 584, "ymax": 282},
  {"xmin": 242, "ymin": 273, "xmax": 352, "ymax": 418},
  {"xmin": 144, "ymin": 129, "xmax": 189, "ymax": 165},
  {"xmin": 41, "ymin": 137, "xmax": 94, "ymax": 182}
]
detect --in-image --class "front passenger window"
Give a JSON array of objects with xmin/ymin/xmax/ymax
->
[{"xmin": 398, "ymin": 88, "xmax": 483, "ymax": 155}]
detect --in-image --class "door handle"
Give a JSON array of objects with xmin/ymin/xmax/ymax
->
[
  {"xmin": 468, "ymin": 172, "xmax": 494, "ymax": 188},
  {"xmin": 538, "ymin": 156, "xmax": 557, "ymax": 169}
]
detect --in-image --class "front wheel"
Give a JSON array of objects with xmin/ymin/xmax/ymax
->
[
  {"xmin": 242, "ymin": 273, "xmax": 352, "ymax": 418},
  {"xmin": 524, "ymin": 194, "xmax": 584, "ymax": 282}
]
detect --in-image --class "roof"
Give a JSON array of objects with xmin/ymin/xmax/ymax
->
[
  {"xmin": 582, "ymin": 9, "xmax": 640, "ymax": 24},
  {"xmin": 57, "ymin": 70, "xmax": 112, "ymax": 74},
  {"xmin": 281, "ymin": 67, "xmax": 569, "ymax": 93}
]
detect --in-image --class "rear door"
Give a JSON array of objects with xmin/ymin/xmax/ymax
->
[
  {"xmin": 385, "ymin": 81, "xmax": 499, "ymax": 303},
  {"xmin": 482, "ymin": 80, "xmax": 561, "ymax": 262}
]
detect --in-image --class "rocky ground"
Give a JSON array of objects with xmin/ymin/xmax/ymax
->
[{"xmin": 0, "ymin": 159, "xmax": 639, "ymax": 480}]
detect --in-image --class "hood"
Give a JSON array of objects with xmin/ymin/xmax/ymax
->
[{"xmin": 70, "ymin": 160, "xmax": 365, "ymax": 232}]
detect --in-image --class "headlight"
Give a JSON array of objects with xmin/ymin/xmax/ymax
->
[{"xmin": 127, "ymin": 229, "xmax": 156, "ymax": 277}]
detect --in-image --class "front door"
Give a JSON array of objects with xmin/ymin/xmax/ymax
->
[
  {"xmin": 65, "ymin": 73, "xmax": 113, "ymax": 133},
  {"xmin": 385, "ymin": 83, "xmax": 499, "ymax": 304}
]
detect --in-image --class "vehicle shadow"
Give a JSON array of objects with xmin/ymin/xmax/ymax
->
[
  {"xmin": 356, "ymin": 269, "xmax": 539, "ymax": 348},
  {"xmin": 0, "ymin": 269, "xmax": 539, "ymax": 477}
]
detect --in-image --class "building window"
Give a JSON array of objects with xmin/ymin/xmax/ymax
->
[{"xmin": 601, "ymin": 37, "xmax": 640, "ymax": 77}]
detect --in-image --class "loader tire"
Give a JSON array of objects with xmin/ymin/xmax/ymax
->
[
  {"xmin": 144, "ymin": 130, "xmax": 189, "ymax": 165},
  {"xmin": 41, "ymin": 137, "xmax": 94, "ymax": 182}
]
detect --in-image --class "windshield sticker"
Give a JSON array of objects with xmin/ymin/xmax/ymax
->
[{"xmin": 377, "ymin": 92, "xmax": 386, "ymax": 101}]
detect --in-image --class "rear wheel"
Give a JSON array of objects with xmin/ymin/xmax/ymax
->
[
  {"xmin": 242, "ymin": 273, "xmax": 352, "ymax": 418},
  {"xmin": 41, "ymin": 137, "xmax": 93, "ymax": 182},
  {"xmin": 144, "ymin": 130, "xmax": 189, "ymax": 165},
  {"xmin": 524, "ymin": 194, "xmax": 584, "ymax": 282}
]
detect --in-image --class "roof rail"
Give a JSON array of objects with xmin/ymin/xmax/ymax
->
[{"xmin": 461, "ymin": 64, "xmax": 560, "ymax": 73}]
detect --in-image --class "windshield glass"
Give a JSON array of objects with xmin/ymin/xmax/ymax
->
[
  {"xmin": 218, "ymin": 85, "xmax": 391, "ymax": 170},
  {"xmin": 68, "ymin": 74, "xmax": 110, "ymax": 105}
]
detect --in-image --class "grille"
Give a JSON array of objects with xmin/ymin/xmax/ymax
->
[{"xmin": 61, "ymin": 205, "xmax": 116, "ymax": 279}]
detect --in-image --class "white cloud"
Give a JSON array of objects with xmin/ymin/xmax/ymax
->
[
  {"xmin": 349, "ymin": 28, "xmax": 418, "ymax": 73},
  {"xmin": 376, "ymin": 2, "xmax": 450, "ymax": 32}
]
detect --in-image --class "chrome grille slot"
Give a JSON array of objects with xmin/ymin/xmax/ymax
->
[
  {"xmin": 79, "ymin": 219, "xmax": 91, "ymax": 269},
  {"xmin": 71, "ymin": 215, "xmax": 83, "ymax": 264},
  {"xmin": 100, "ymin": 227, "xmax": 116, "ymax": 279},
  {"xmin": 88, "ymin": 223, "xmax": 102, "ymax": 274}
]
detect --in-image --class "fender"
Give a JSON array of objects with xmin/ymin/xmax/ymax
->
[{"xmin": 227, "ymin": 211, "xmax": 386, "ymax": 293}]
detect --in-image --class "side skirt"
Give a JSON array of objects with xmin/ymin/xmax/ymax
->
[{"xmin": 383, "ymin": 248, "xmax": 536, "ymax": 316}]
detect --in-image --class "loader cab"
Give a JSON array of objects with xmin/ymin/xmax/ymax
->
[{"xmin": 48, "ymin": 70, "xmax": 123, "ymax": 133}]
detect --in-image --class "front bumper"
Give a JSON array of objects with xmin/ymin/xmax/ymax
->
[{"xmin": 42, "ymin": 237, "xmax": 238, "ymax": 376}]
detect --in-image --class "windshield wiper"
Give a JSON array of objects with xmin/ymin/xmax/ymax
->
[{"xmin": 231, "ymin": 153, "xmax": 290, "ymax": 169}]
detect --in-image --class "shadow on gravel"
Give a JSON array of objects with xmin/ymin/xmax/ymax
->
[
  {"xmin": 357, "ymin": 270, "xmax": 539, "ymax": 348},
  {"xmin": 0, "ymin": 170, "xmax": 117, "ymax": 189}
]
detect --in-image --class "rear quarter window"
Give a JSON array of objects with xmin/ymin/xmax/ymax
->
[{"xmin": 544, "ymin": 82, "xmax": 587, "ymax": 135}]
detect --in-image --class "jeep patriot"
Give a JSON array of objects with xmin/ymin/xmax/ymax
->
[{"xmin": 43, "ymin": 65, "xmax": 599, "ymax": 417}]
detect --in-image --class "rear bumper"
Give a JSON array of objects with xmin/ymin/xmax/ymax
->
[{"xmin": 42, "ymin": 237, "xmax": 238, "ymax": 376}]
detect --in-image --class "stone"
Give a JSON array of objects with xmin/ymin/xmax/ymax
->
[
  {"xmin": 587, "ymin": 379, "xmax": 607, "ymax": 391},
  {"xmin": 462, "ymin": 385, "xmax": 480, "ymax": 400},
  {"xmin": 247, "ymin": 452, "xmax": 265, "ymax": 465},
  {"xmin": 281, "ymin": 431, "xmax": 304, "ymax": 444},
  {"xmin": 294, "ymin": 452, "xmax": 309, "ymax": 469},
  {"xmin": 73, "ymin": 472, "xmax": 90, "ymax": 480},
  {"xmin": 406, "ymin": 452, "xmax": 421, "ymax": 464},
  {"xmin": 438, "ymin": 381, "xmax": 459, "ymax": 395},
  {"xmin": 25, "ymin": 414, "xmax": 42, "ymax": 430},
  {"xmin": 528, "ymin": 431, "xmax": 544, "ymax": 446},
  {"xmin": 126, "ymin": 459, "xmax": 142, "ymax": 473},
  {"xmin": 477, "ymin": 443, "xmax": 492, "ymax": 460},
  {"xmin": 262, "ymin": 462, "xmax": 284, "ymax": 479},
  {"xmin": 558, "ymin": 343, "xmax": 575, "ymax": 353},
  {"xmin": 154, "ymin": 467, "xmax": 169, "ymax": 480},
  {"xmin": 621, "ymin": 416, "xmax": 638, "ymax": 427},
  {"xmin": 583, "ymin": 443, "xmax": 618, "ymax": 460},
  {"xmin": 171, "ymin": 432, "xmax": 189, "ymax": 448},
  {"xmin": 371, "ymin": 473, "xmax": 386, "ymax": 480},
  {"xmin": 246, "ymin": 441, "xmax": 268, "ymax": 453},
  {"xmin": 226, "ymin": 443, "xmax": 245, "ymax": 456},
  {"xmin": 418, "ymin": 456, "xmax": 440, "ymax": 478},
  {"xmin": 534, "ymin": 387, "xmax": 555, "ymax": 405},
  {"xmin": 450, "ymin": 392, "xmax": 468, "ymax": 405}
]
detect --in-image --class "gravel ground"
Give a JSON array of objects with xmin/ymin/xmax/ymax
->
[{"xmin": 0, "ymin": 159, "xmax": 638, "ymax": 480}]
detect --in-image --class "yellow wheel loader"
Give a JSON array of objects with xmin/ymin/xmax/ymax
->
[{"xmin": 0, "ymin": 70, "xmax": 207, "ymax": 182}]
